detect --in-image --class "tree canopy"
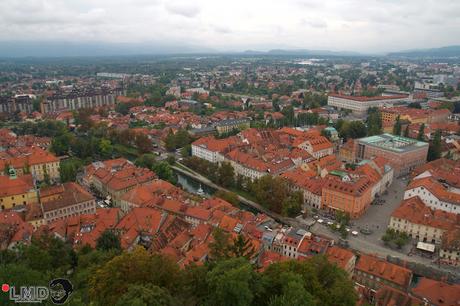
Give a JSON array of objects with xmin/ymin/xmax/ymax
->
[{"xmin": 0, "ymin": 236, "xmax": 357, "ymax": 306}]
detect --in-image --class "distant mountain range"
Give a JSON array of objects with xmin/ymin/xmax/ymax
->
[
  {"xmin": 388, "ymin": 45, "xmax": 460, "ymax": 58},
  {"xmin": 242, "ymin": 49, "xmax": 363, "ymax": 57},
  {"xmin": 0, "ymin": 41, "xmax": 459, "ymax": 58}
]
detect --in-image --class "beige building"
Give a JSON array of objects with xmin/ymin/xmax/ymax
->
[
  {"xmin": 327, "ymin": 93, "xmax": 408, "ymax": 117},
  {"xmin": 0, "ymin": 147, "xmax": 60, "ymax": 183},
  {"xmin": 215, "ymin": 118, "xmax": 250, "ymax": 135},
  {"xmin": 389, "ymin": 197, "xmax": 458, "ymax": 244}
]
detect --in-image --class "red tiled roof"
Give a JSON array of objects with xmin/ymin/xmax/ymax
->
[
  {"xmin": 407, "ymin": 177, "xmax": 460, "ymax": 205},
  {"xmin": 326, "ymin": 246, "xmax": 355, "ymax": 270},
  {"xmin": 41, "ymin": 182, "xmax": 94, "ymax": 213},
  {"xmin": 258, "ymin": 250, "xmax": 289, "ymax": 271},
  {"xmin": 192, "ymin": 136, "xmax": 242, "ymax": 153},
  {"xmin": 87, "ymin": 158, "xmax": 156, "ymax": 192},
  {"xmin": 307, "ymin": 136, "xmax": 333, "ymax": 152},
  {"xmin": 185, "ymin": 206, "xmax": 211, "ymax": 221},
  {"xmin": 116, "ymin": 207, "xmax": 164, "ymax": 249},
  {"xmin": 323, "ymin": 176, "xmax": 372, "ymax": 197},
  {"xmin": 0, "ymin": 147, "xmax": 58, "ymax": 170},
  {"xmin": 355, "ymin": 254, "xmax": 412, "ymax": 288},
  {"xmin": 391, "ymin": 197, "xmax": 459, "ymax": 231},
  {"xmin": 412, "ymin": 278, "xmax": 460, "ymax": 306},
  {"xmin": 411, "ymin": 158, "xmax": 460, "ymax": 188},
  {"xmin": 375, "ymin": 286, "xmax": 423, "ymax": 306},
  {"xmin": 0, "ymin": 211, "xmax": 33, "ymax": 246},
  {"xmin": 0, "ymin": 174, "xmax": 35, "ymax": 197},
  {"xmin": 441, "ymin": 228, "xmax": 460, "ymax": 251},
  {"xmin": 180, "ymin": 241, "xmax": 210, "ymax": 267},
  {"xmin": 219, "ymin": 215, "xmax": 240, "ymax": 232}
]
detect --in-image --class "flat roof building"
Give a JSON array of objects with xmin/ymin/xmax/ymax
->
[
  {"xmin": 327, "ymin": 93, "xmax": 408, "ymax": 117},
  {"xmin": 356, "ymin": 134, "xmax": 428, "ymax": 177}
]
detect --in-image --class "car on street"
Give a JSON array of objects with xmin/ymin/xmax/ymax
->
[
  {"xmin": 351, "ymin": 231, "xmax": 359, "ymax": 236},
  {"xmin": 338, "ymin": 238, "xmax": 349, "ymax": 248},
  {"xmin": 360, "ymin": 228, "xmax": 373, "ymax": 235}
]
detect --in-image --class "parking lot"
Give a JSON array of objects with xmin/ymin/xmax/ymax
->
[{"xmin": 352, "ymin": 177, "xmax": 408, "ymax": 240}]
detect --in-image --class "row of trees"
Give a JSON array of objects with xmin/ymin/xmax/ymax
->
[
  {"xmin": 366, "ymin": 107, "xmax": 383, "ymax": 136},
  {"xmin": 164, "ymin": 129, "xmax": 193, "ymax": 152},
  {"xmin": 50, "ymin": 125, "xmax": 153, "ymax": 159},
  {"xmin": 335, "ymin": 119, "xmax": 367, "ymax": 140},
  {"xmin": 249, "ymin": 175, "xmax": 304, "ymax": 217},
  {"xmin": 182, "ymin": 157, "xmax": 237, "ymax": 188},
  {"xmin": 334, "ymin": 107, "xmax": 383, "ymax": 140},
  {"xmin": 135, "ymin": 153, "xmax": 177, "ymax": 184},
  {"xmin": 181, "ymin": 157, "xmax": 304, "ymax": 217},
  {"xmin": 392, "ymin": 117, "xmax": 443, "ymax": 162},
  {"xmin": 382, "ymin": 229, "xmax": 410, "ymax": 249}
]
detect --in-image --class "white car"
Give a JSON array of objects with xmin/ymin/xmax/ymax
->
[
  {"xmin": 351, "ymin": 231, "xmax": 359, "ymax": 236},
  {"xmin": 317, "ymin": 219, "xmax": 324, "ymax": 224},
  {"xmin": 327, "ymin": 221, "xmax": 334, "ymax": 226}
]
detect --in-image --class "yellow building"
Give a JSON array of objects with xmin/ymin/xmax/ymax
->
[{"xmin": 0, "ymin": 170, "xmax": 38, "ymax": 210}]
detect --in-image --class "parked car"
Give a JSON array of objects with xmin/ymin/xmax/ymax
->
[{"xmin": 338, "ymin": 238, "xmax": 349, "ymax": 248}]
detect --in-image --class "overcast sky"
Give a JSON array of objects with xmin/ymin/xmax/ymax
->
[{"xmin": 0, "ymin": 0, "xmax": 459, "ymax": 53}]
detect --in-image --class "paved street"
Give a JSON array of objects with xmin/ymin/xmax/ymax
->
[
  {"xmin": 310, "ymin": 222, "xmax": 460, "ymax": 277},
  {"xmin": 309, "ymin": 177, "xmax": 460, "ymax": 277}
]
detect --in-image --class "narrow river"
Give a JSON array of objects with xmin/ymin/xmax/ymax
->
[{"xmin": 174, "ymin": 171, "xmax": 259, "ymax": 214}]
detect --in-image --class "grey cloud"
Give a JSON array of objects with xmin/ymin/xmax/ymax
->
[
  {"xmin": 213, "ymin": 25, "xmax": 232, "ymax": 34},
  {"xmin": 0, "ymin": 0, "xmax": 459, "ymax": 53},
  {"xmin": 294, "ymin": 0, "xmax": 323, "ymax": 9},
  {"xmin": 164, "ymin": 2, "xmax": 201, "ymax": 18},
  {"xmin": 301, "ymin": 18, "xmax": 327, "ymax": 28}
]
